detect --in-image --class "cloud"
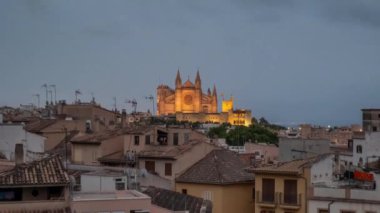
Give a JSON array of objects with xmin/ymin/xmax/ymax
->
[
  {"xmin": 319, "ymin": 0, "xmax": 380, "ymax": 28},
  {"xmin": 233, "ymin": 0, "xmax": 380, "ymax": 28}
]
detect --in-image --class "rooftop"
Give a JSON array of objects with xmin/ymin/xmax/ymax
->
[
  {"xmin": 25, "ymin": 119, "xmax": 57, "ymax": 133},
  {"xmin": 176, "ymin": 149, "xmax": 254, "ymax": 185},
  {"xmin": 0, "ymin": 155, "xmax": 70, "ymax": 186},
  {"xmin": 251, "ymin": 153, "xmax": 331, "ymax": 175},
  {"xmin": 72, "ymin": 190, "xmax": 150, "ymax": 201},
  {"xmin": 144, "ymin": 186, "xmax": 212, "ymax": 213},
  {"xmin": 138, "ymin": 140, "xmax": 205, "ymax": 160}
]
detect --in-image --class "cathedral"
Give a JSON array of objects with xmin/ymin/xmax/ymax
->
[
  {"xmin": 157, "ymin": 71, "xmax": 218, "ymax": 115},
  {"xmin": 157, "ymin": 70, "xmax": 252, "ymax": 126}
]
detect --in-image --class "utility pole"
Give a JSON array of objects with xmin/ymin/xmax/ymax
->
[{"xmin": 145, "ymin": 95, "xmax": 155, "ymax": 115}]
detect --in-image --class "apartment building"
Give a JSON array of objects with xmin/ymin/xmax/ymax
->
[{"xmin": 175, "ymin": 149, "xmax": 254, "ymax": 213}]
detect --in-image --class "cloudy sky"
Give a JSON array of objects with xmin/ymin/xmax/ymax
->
[{"xmin": 1, "ymin": 0, "xmax": 379, "ymax": 126}]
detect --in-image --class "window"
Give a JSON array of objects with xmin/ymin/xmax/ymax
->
[
  {"xmin": 356, "ymin": 145, "xmax": 363, "ymax": 153},
  {"xmin": 145, "ymin": 161, "xmax": 155, "ymax": 173},
  {"xmin": 182, "ymin": 189, "xmax": 187, "ymax": 194},
  {"xmin": 202, "ymin": 191, "xmax": 213, "ymax": 201},
  {"xmin": 373, "ymin": 126, "xmax": 378, "ymax": 132},
  {"xmin": 145, "ymin": 135, "xmax": 151, "ymax": 145},
  {"xmin": 173, "ymin": 133, "xmax": 179, "ymax": 145},
  {"xmin": 115, "ymin": 178, "xmax": 125, "ymax": 190},
  {"xmin": 262, "ymin": 178, "xmax": 275, "ymax": 203},
  {"xmin": 47, "ymin": 187, "xmax": 64, "ymax": 199},
  {"xmin": 134, "ymin": 135, "xmax": 140, "ymax": 145},
  {"xmin": 284, "ymin": 179, "xmax": 298, "ymax": 204},
  {"xmin": 318, "ymin": 210, "xmax": 328, "ymax": 213},
  {"xmin": 165, "ymin": 163, "xmax": 172, "ymax": 176},
  {"xmin": 341, "ymin": 211, "xmax": 355, "ymax": 213}
]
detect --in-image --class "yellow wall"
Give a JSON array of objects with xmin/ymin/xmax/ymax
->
[
  {"xmin": 222, "ymin": 98, "xmax": 234, "ymax": 113},
  {"xmin": 254, "ymin": 173, "xmax": 306, "ymax": 213},
  {"xmin": 175, "ymin": 182, "xmax": 254, "ymax": 213}
]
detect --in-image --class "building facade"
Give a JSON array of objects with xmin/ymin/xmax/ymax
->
[
  {"xmin": 157, "ymin": 70, "xmax": 217, "ymax": 115},
  {"xmin": 157, "ymin": 71, "xmax": 252, "ymax": 126}
]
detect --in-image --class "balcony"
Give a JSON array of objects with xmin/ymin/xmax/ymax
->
[
  {"xmin": 256, "ymin": 191, "xmax": 302, "ymax": 209},
  {"xmin": 256, "ymin": 191, "xmax": 276, "ymax": 208},
  {"xmin": 278, "ymin": 192, "xmax": 302, "ymax": 210}
]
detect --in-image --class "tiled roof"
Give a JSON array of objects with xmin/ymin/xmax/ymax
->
[
  {"xmin": 98, "ymin": 151, "xmax": 125, "ymax": 163},
  {"xmin": 0, "ymin": 155, "xmax": 70, "ymax": 186},
  {"xmin": 71, "ymin": 126, "xmax": 153, "ymax": 144},
  {"xmin": 138, "ymin": 141, "xmax": 202, "ymax": 159},
  {"xmin": 143, "ymin": 186, "xmax": 212, "ymax": 213},
  {"xmin": 251, "ymin": 153, "xmax": 331, "ymax": 175},
  {"xmin": 176, "ymin": 149, "xmax": 254, "ymax": 185},
  {"xmin": 25, "ymin": 119, "xmax": 57, "ymax": 133}
]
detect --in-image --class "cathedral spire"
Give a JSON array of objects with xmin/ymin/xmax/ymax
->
[
  {"xmin": 175, "ymin": 69, "xmax": 182, "ymax": 88},
  {"xmin": 195, "ymin": 69, "xmax": 201, "ymax": 89},
  {"xmin": 207, "ymin": 88, "xmax": 211, "ymax": 96},
  {"xmin": 212, "ymin": 84, "xmax": 217, "ymax": 97}
]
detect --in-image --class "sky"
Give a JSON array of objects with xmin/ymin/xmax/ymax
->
[{"xmin": 0, "ymin": 0, "xmax": 380, "ymax": 126}]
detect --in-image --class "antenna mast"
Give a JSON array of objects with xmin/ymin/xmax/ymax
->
[
  {"xmin": 42, "ymin": 84, "xmax": 48, "ymax": 107},
  {"xmin": 145, "ymin": 95, "xmax": 155, "ymax": 115},
  {"xmin": 125, "ymin": 99, "xmax": 137, "ymax": 113},
  {"xmin": 33, "ymin": 94, "xmax": 40, "ymax": 108}
]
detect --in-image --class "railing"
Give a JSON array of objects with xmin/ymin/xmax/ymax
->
[
  {"xmin": 256, "ymin": 191, "xmax": 276, "ymax": 205},
  {"xmin": 256, "ymin": 191, "xmax": 302, "ymax": 208},
  {"xmin": 278, "ymin": 192, "xmax": 302, "ymax": 207}
]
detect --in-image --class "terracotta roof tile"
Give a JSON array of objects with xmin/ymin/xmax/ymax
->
[
  {"xmin": 176, "ymin": 149, "xmax": 254, "ymax": 185},
  {"xmin": 25, "ymin": 119, "xmax": 57, "ymax": 133},
  {"xmin": 0, "ymin": 155, "xmax": 70, "ymax": 186},
  {"xmin": 143, "ymin": 186, "xmax": 212, "ymax": 213},
  {"xmin": 251, "ymin": 153, "xmax": 331, "ymax": 175}
]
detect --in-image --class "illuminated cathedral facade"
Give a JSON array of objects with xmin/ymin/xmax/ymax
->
[
  {"xmin": 157, "ymin": 70, "xmax": 252, "ymax": 126},
  {"xmin": 157, "ymin": 70, "xmax": 218, "ymax": 115}
]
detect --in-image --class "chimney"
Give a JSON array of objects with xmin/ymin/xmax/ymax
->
[
  {"xmin": 121, "ymin": 109, "xmax": 127, "ymax": 128},
  {"xmin": 15, "ymin": 143, "xmax": 24, "ymax": 165}
]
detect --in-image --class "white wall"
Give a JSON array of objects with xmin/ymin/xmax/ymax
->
[
  {"xmin": 81, "ymin": 175, "xmax": 126, "ymax": 192},
  {"xmin": 310, "ymin": 155, "xmax": 334, "ymax": 184},
  {"xmin": 309, "ymin": 200, "xmax": 380, "ymax": 213},
  {"xmin": 353, "ymin": 132, "xmax": 380, "ymax": 166},
  {"xmin": 0, "ymin": 124, "xmax": 45, "ymax": 161}
]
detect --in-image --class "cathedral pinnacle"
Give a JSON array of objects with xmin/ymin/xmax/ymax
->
[
  {"xmin": 195, "ymin": 70, "xmax": 201, "ymax": 89},
  {"xmin": 175, "ymin": 69, "xmax": 182, "ymax": 88},
  {"xmin": 212, "ymin": 84, "xmax": 217, "ymax": 97}
]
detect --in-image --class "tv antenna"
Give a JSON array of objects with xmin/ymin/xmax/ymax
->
[
  {"xmin": 42, "ymin": 84, "xmax": 48, "ymax": 106},
  {"xmin": 75, "ymin": 90, "xmax": 81, "ymax": 103},
  {"xmin": 33, "ymin": 94, "xmax": 40, "ymax": 108},
  {"xmin": 125, "ymin": 99, "xmax": 137, "ymax": 113},
  {"xmin": 49, "ymin": 84, "xmax": 57, "ymax": 104},
  {"xmin": 145, "ymin": 95, "xmax": 155, "ymax": 115}
]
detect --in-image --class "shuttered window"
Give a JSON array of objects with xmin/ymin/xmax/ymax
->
[
  {"xmin": 145, "ymin": 161, "xmax": 155, "ymax": 173},
  {"xmin": 165, "ymin": 163, "xmax": 172, "ymax": 176},
  {"xmin": 262, "ymin": 178, "xmax": 275, "ymax": 203}
]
